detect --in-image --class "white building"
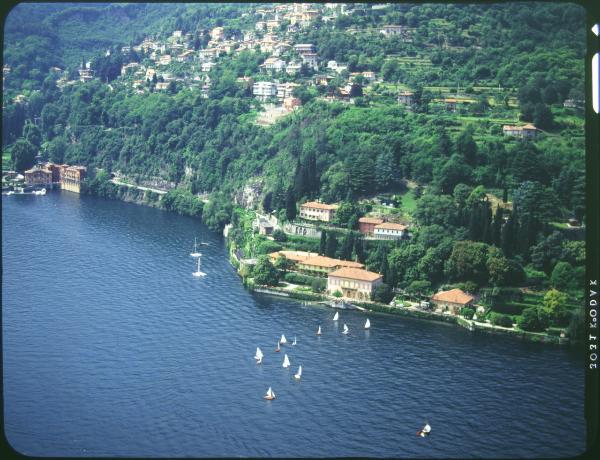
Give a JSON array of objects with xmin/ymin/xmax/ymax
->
[
  {"xmin": 261, "ymin": 57, "xmax": 287, "ymax": 73},
  {"xmin": 373, "ymin": 222, "xmax": 407, "ymax": 240},
  {"xmin": 253, "ymin": 81, "xmax": 278, "ymax": 100},
  {"xmin": 380, "ymin": 25, "xmax": 405, "ymax": 35},
  {"xmin": 301, "ymin": 53, "xmax": 318, "ymax": 70}
]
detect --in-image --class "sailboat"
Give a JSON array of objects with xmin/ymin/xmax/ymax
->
[
  {"xmin": 275, "ymin": 340, "xmax": 281, "ymax": 352},
  {"xmin": 342, "ymin": 324, "xmax": 349, "ymax": 335},
  {"xmin": 192, "ymin": 256, "xmax": 206, "ymax": 277},
  {"xmin": 333, "ymin": 311, "xmax": 339, "ymax": 321},
  {"xmin": 316, "ymin": 325, "xmax": 322, "ymax": 335},
  {"xmin": 264, "ymin": 387, "xmax": 276, "ymax": 400},
  {"xmin": 364, "ymin": 318, "xmax": 371, "ymax": 329},
  {"xmin": 282, "ymin": 354, "xmax": 291, "ymax": 368},
  {"xmin": 280, "ymin": 334, "xmax": 287, "ymax": 345},
  {"xmin": 292, "ymin": 336, "xmax": 297, "ymax": 346},
  {"xmin": 190, "ymin": 237, "xmax": 202, "ymax": 257},
  {"xmin": 417, "ymin": 423, "xmax": 431, "ymax": 437},
  {"xmin": 294, "ymin": 365, "xmax": 302, "ymax": 380},
  {"xmin": 255, "ymin": 347, "xmax": 264, "ymax": 364}
]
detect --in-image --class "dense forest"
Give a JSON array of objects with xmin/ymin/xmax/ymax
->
[{"xmin": 2, "ymin": 2, "xmax": 586, "ymax": 338}]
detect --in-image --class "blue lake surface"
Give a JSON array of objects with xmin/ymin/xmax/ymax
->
[{"xmin": 2, "ymin": 191, "xmax": 586, "ymax": 457}]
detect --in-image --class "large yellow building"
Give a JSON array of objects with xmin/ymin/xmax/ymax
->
[
  {"xmin": 299, "ymin": 201, "xmax": 338, "ymax": 222},
  {"xmin": 327, "ymin": 267, "xmax": 383, "ymax": 301}
]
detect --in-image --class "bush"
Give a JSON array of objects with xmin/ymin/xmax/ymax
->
[
  {"xmin": 490, "ymin": 312, "xmax": 513, "ymax": 328},
  {"xmin": 517, "ymin": 307, "xmax": 549, "ymax": 332},
  {"xmin": 311, "ymin": 278, "xmax": 326, "ymax": 293},
  {"xmin": 460, "ymin": 307, "xmax": 475, "ymax": 319},
  {"xmin": 333, "ymin": 290, "xmax": 343, "ymax": 298},
  {"xmin": 524, "ymin": 266, "xmax": 548, "ymax": 287},
  {"xmin": 284, "ymin": 272, "xmax": 322, "ymax": 286},
  {"xmin": 253, "ymin": 255, "xmax": 280, "ymax": 286},
  {"xmin": 255, "ymin": 240, "xmax": 282, "ymax": 255},
  {"xmin": 272, "ymin": 229, "xmax": 287, "ymax": 242}
]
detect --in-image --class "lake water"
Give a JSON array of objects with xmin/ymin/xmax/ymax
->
[{"xmin": 2, "ymin": 191, "xmax": 586, "ymax": 457}]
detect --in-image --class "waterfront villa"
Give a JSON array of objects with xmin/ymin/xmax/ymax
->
[
  {"xmin": 327, "ymin": 267, "xmax": 383, "ymax": 301},
  {"xmin": 373, "ymin": 222, "xmax": 408, "ymax": 240},
  {"xmin": 269, "ymin": 251, "xmax": 364, "ymax": 276},
  {"xmin": 430, "ymin": 288, "xmax": 474, "ymax": 315},
  {"xmin": 358, "ymin": 217, "xmax": 384, "ymax": 236},
  {"xmin": 24, "ymin": 165, "xmax": 53, "ymax": 186},
  {"xmin": 299, "ymin": 201, "xmax": 338, "ymax": 222}
]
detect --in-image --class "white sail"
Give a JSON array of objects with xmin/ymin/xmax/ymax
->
[
  {"xmin": 280, "ymin": 334, "xmax": 287, "ymax": 344},
  {"xmin": 282, "ymin": 354, "xmax": 290, "ymax": 368},
  {"xmin": 333, "ymin": 311, "xmax": 339, "ymax": 321},
  {"xmin": 423, "ymin": 424, "xmax": 431, "ymax": 434},
  {"xmin": 342, "ymin": 324, "xmax": 349, "ymax": 334},
  {"xmin": 294, "ymin": 365, "xmax": 302, "ymax": 379},
  {"xmin": 255, "ymin": 347, "xmax": 263, "ymax": 360},
  {"xmin": 317, "ymin": 325, "xmax": 322, "ymax": 335},
  {"xmin": 266, "ymin": 387, "xmax": 273, "ymax": 397},
  {"xmin": 190, "ymin": 237, "xmax": 202, "ymax": 257},
  {"xmin": 193, "ymin": 256, "xmax": 206, "ymax": 277},
  {"xmin": 292, "ymin": 336, "xmax": 297, "ymax": 346},
  {"xmin": 365, "ymin": 318, "xmax": 371, "ymax": 329}
]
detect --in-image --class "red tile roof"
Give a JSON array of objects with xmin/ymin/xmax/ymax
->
[
  {"xmin": 431, "ymin": 288, "xmax": 474, "ymax": 305},
  {"xmin": 329, "ymin": 267, "xmax": 383, "ymax": 282}
]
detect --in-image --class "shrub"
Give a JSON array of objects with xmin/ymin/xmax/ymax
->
[
  {"xmin": 517, "ymin": 307, "xmax": 549, "ymax": 332},
  {"xmin": 460, "ymin": 307, "xmax": 475, "ymax": 319},
  {"xmin": 255, "ymin": 240, "xmax": 282, "ymax": 255},
  {"xmin": 311, "ymin": 278, "xmax": 326, "ymax": 293},
  {"xmin": 490, "ymin": 312, "xmax": 513, "ymax": 328},
  {"xmin": 272, "ymin": 229, "xmax": 287, "ymax": 242},
  {"xmin": 333, "ymin": 290, "xmax": 343, "ymax": 298},
  {"xmin": 372, "ymin": 283, "xmax": 394, "ymax": 304}
]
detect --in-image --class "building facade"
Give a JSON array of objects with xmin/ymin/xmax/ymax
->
[
  {"xmin": 24, "ymin": 166, "xmax": 53, "ymax": 186},
  {"xmin": 299, "ymin": 201, "xmax": 338, "ymax": 222},
  {"xmin": 502, "ymin": 124, "xmax": 538, "ymax": 139},
  {"xmin": 358, "ymin": 217, "xmax": 384, "ymax": 236},
  {"xmin": 373, "ymin": 222, "xmax": 407, "ymax": 240},
  {"xmin": 430, "ymin": 288, "xmax": 474, "ymax": 315},
  {"xmin": 61, "ymin": 166, "xmax": 87, "ymax": 193},
  {"xmin": 327, "ymin": 267, "xmax": 383, "ymax": 300}
]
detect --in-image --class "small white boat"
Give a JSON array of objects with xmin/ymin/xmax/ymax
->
[
  {"xmin": 364, "ymin": 318, "xmax": 371, "ymax": 329},
  {"xmin": 280, "ymin": 334, "xmax": 287, "ymax": 345},
  {"xmin": 264, "ymin": 387, "xmax": 276, "ymax": 400},
  {"xmin": 417, "ymin": 423, "xmax": 431, "ymax": 437},
  {"xmin": 294, "ymin": 365, "xmax": 302, "ymax": 380},
  {"xmin": 333, "ymin": 311, "xmax": 339, "ymax": 321},
  {"xmin": 275, "ymin": 340, "xmax": 281, "ymax": 352},
  {"xmin": 255, "ymin": 347, "xmax": 263, "ymax": 364},
  {"xmin": 282, "ymin": 353, "xmax": 290, "ymax": 368},
  {"xmin": 292, "ymin": 336, "xmax": 297, "ymax": 346},
  {"xmin": 342, "ymin": 324, "xmax": 349, "ymax": 335},
  {"xmin": 190, "ymin": 237, "xmax": 202, "ymax": 257},
  {"xmin": 316, "ymin": 325, "xmax": 322, "ymax": 335},
  {"xmin": 7, "ymin": 191, "xmax": 14, "ymax": 195},
  {"xmin": 192, "ymin": 256, "xmax": 206, "ymax": 277}
]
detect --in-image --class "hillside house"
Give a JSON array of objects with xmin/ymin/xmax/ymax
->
[
  {"xmin": 301, "ymin": 53, "xmax": 318, "ymax": 70},
  {"xmin": 286, "ymin": 61, "xmax": 302, "ymax": 75},
  {"xmin": 210, "ymin": 27, "xmax": 225, "ymax": 41},
  {"xmin": 430, "ymin": 288, "xmax": 474, "ymax": 315},
  {"xmin": 380, "ymin": 25, "xmax": 404, "ymax": 35},
  {"xmin": 502, "ymin": 123, "xmax": 538, "ymax": 139},
  {"xmin": 261, "ymin": 57, "xmax": 286, "ymax": 73},
  {"xmin": 358, "ymin": 217, "xmax": 384, "ymax": 236},
  {"xmin": 295, "ymin": 43, "xmax": 315, "ymax": 55},
  {"xmin": 253, "ymin": 81, "xmax": 278, "ymax": 100},
  {"xmin": 327, "ymin": 267, "xmax": 383, "ymax": 301},
  {"xmin": 277, "ymin": 82, "xmax": 299, "ymax": 99},
  {"xmin": 398, "ymin": 91, "xmax": 414, "ymax": 106},
  {"xmin": 373, "ymin": 222, "xmax": 407, "ymax": 240},
  {"xmin": 299, "ymin": 201, "xmax": 338, "ymax": 222}
]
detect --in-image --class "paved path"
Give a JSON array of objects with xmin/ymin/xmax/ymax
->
[{"xmin": 110, "ymin": 179, "xmax": 168, "ymax": 195}]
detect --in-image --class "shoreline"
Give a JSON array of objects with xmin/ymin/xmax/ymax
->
[
  {"xmin": 63, "ymin": 188, "xmax": 570, "ymax": 347},
  {"xmin": 243, "ymin": 282, "xmax": 569, "ymax": 346}
]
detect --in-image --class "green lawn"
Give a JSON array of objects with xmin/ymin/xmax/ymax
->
[{"xmin": 399, "ymin": 189, "xmax": 417, "ymax": 214}]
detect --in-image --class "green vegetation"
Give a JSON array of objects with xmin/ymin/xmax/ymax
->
[{"xmin": 3, "ymin": 3, "xmax": 585, "ymax": 341}]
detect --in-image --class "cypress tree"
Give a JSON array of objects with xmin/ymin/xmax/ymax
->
[
  {"xmin": 491, "ymin": 206, "xmax": 504, "ymax": 247},
  {"xmin": 326, "ymin": 233, "xmax": 338, "ymax": 258},
  {"xmin": 285, "ymin": 188, "xmax": 297, "ymax": 221},
  {"xmin": 319, "ymin": 230, "xmax": 327, "ymax": 256}
]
